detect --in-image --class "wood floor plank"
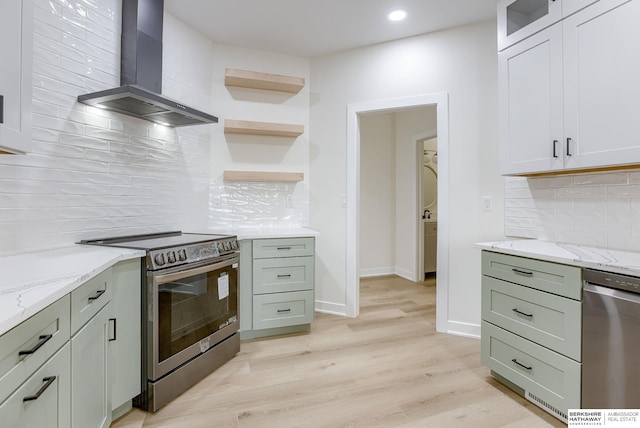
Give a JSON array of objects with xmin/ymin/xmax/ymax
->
[{"xmin": 111, "ymin": 275, "xmax": 564, "ymax": 428}]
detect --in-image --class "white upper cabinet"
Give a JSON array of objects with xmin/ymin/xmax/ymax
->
[
  {"xmin": 0, "ymin": 0, "xmax": 33, "ymax": 155},
  {"xmin": 498, "ymin": 0, "xmax": 599, "ymax": 51},
  {"xmin": 499, "ymin": 25, "xmax": 564, "ymax": 174},
  {"xmin": 562, "ymin": 0, "xmax": 640, "ymax": 170},
  {"xmin": 499, "ymin": 0, "xmax": 640, "ymax": 175}
]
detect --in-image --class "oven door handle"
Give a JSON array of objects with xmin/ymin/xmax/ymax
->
[{"xmin": 153, "ymin": 257, "xmax": 238, "ymax": 284}]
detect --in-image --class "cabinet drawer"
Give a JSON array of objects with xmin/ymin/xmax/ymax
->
[
  {"xmin": 481, "ymin": 321, "xmax": 581, "ymax": 415},
  {"xmin": 0, "ymin": 296, "xmax": 70, "ymax": 405},
  {"xmin": 71, "ymin": 268, "xmax": 112, "ymax": 335},
  {"xmin": 482, "ymin": 251, "xmax": 581, "ymax": 300},
  {"xmin": 0, "ymin": 342, "xmax": 71, "ymax": 428},
  {"xmin": 253, "ymin": 238, "xmax": 314, "ymax": 259},
  {"xmin": 253, "ymin": 256, "xmax": 314, "ymax": 294},
  {"xmin": 482, "ymin": 276, "xmax": 581, "ymax": 361},
  {"xmin": 253, "ymin": 290, "xmax": 314, "ymax": 330}
]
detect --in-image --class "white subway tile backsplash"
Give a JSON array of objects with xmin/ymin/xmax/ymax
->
[
  {"xmin": 505, "ymin": 169, "xmax": 640, "ymax": 252},
  {"xmin": 556, "ymin": 185, "xmax": 606, "ymax": 199}
]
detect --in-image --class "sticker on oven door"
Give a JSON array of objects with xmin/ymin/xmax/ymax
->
[{"xmin": 218, "ymin": 273, "xmax": 229, "ymax": 299}]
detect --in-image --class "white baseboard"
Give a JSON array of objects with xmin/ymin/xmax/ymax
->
[
  {"xmin": 444, "ymin": 320, "xmax": 480, "ymax": 339},
  {"xmin": 315, "ymin": 300, "xmax": 348, "ymax": 317},
  {"xmin": 394, "ymin": 267, "xmax": 413, "ymax": 281},
  {"xmin": 359, "ymin": 267, "xmax": 395, "ymax": 278}
]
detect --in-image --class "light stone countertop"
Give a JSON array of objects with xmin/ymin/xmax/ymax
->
[
  {"xmin": 475, "ymin": 240, "xmax": 640, "ymax": 277},
  {"xmin": 0, "ymin": 245, "xmax": 145, "ymax": 336},
  {"xmin": 206, "ymin": 227, "xmax": 319, "ymax": 241}
]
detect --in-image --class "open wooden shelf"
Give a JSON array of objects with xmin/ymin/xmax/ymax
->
[
  {"xmin": 224, "ymin": 119, "xmax": 304, "ymax": 138},
  {"xmin": 223, "ymin": 170, "xmax": 304, "ymax": 183},
  {"xmin": 225, "ymin": 68, "xmax": 304, "ymax": 94}
]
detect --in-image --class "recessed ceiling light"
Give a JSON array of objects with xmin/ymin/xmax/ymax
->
[{"xmin": 388, "ymin": 9, "xmax": 407, "ymax": 22}]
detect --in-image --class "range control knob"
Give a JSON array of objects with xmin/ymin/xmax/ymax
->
[
  {"xmin": 167, "ymin": 251, "xmax": 176, "ymax": 263},
  {"xmin": 217, "ymin": 242, "xmax": 225, "ymax": 252},
  {"xmin": 225, "ymin": 241, "xmax": 232, "ymax": 251},
  {"xmin": 231, "ymin": 240, "xmax": 238, "ymax": 250},
  {"xmin": 154, "ymin": 253, "xmax": 166, "ymax": 266},
  {"xmin": 177, "ymin": 249, "xmax": 187, "ymax": 261}
]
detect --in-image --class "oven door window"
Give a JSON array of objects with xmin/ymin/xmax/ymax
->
[{"xmin": 157, "ymin": 264, "xmax": 238, "ymax": 362}]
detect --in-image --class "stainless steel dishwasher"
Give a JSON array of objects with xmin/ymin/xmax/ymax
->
[{"xmin": 582, "ymin": 268, "xmax": 640, "ymax": 409}]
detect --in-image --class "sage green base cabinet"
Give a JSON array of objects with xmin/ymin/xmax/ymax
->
[
  {"xmin": 481, "ymin": 251, "xmax": 582, "ymax": 422},
  {"xmin": 0, "ymin": 258, "xmax": 142, "ymax": 428},
  {"xmin": 71, "ymin": 303, "xmax": 112, "ymax": 428},
  {"xmin": 0, "ymin": 296, "xmax": 72, "ymax": 428},
  {"xmin": 240, "ymin": 237, "xmax": 315, "ymax": 339},
  {"xmin": 110, "ymin": 259, "xmax": 142, "ymax": 418}
]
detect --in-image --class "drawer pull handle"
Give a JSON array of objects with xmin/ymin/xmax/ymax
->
[
  {"xmin": 277, "ymin": 247, "xmax": 292, "ymax": 251},
  {"xmin": 88, "ymin": 289, "xmax": 105, "ymax": 302},
  {"xmin": 277, "ymin": 309, "xmax": 291, "ymax": 313},
  {"xmin": 512, "ymin": 308, "xmax": 533, "ymax": 318},
  {"xmin": 512, "ymin": 268, "xmax": 533, "ymax": 277},
  {"xmin": 512, "ymin": 359, "xmax": 532, "ymax": 371},
  {"xmin": 277, "ymin": 274, "xmax": 292, "ymax": 279},
  {"xmin": 109, "ymin": 318, "xmax": 117, "ymax": 342},
  {"xmin": 19, "ymin": 334, "xmax": 53, "ymax": 356},
  {"xmin": 23, "ymin": 376, "xmax": 56, "ymax": 402}
]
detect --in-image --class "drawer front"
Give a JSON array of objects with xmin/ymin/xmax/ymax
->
[
  {"xmin": 71, "ymin": 268, "xmax": 112, "ymax": 335},
  {"xmin": 253, "ymin": 256, "xmax": 314, "ymax": 294},
  {"xmin": 481, "ymin": 321, "xmax": 581, "ymax": 414},
  {"xmin": 0, "ymin": 296, "xmax": 70, "ymax": 404},
  {"xmin": 253, "ymin": 290, "xmax": 314, "ymax": 330},
  {"xmin": 482, "ymin": 251, "xmax": 582, "ymax": 300},
  {"xmin": 0, "ymin": 342, "xmax": 71, "ymax": 428},
  {"xmin": 253, "ymin": 238, "xmax": 314, "ymax": 259},
  {"xmin": 482, "ymin": 276, "xmax": 581, "ymax": 361}
]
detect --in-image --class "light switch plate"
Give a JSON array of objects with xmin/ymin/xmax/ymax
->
[{"xmin": 482, "ymin": 196, "xmax": 492, "ymax": 211}]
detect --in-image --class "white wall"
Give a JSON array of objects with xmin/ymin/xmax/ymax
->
[
  {"xmin": 359, "ymin": 113, "xmax": 396, "ymax": 276},
  {"xmin": 310, "ymin": 20, "xmax": 506, "ymax": 333},
  {"xmin": 394, "ymin": 107, "xmax": 437, "ymax": 280}
]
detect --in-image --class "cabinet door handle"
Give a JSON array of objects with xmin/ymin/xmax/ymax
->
[
  {"xmin": 512, "ymin": 308, "xmax": 533, "ymax": 318},
  {"xmin": 23, "ymin": 376, "xmax": 56, "ymax": 402},
  {"xmin": 88, "ymin": 289, "xmax": 105, "ymax": 302},
  {"xmin": 277, "ymin": 274, "xmax": 292, "ymax": 279},
  {"xmin": 277, "ymin": 308, "xmax": 291, "ymax": 313},
  {"xmin": 277, "ymin": 246, "xmax": 292, "ymax": 251},
  {"xmin": 566, "ymin": 137, "xmax": 572, "ymax": 157},
  {"xmin": 109, "ymin": 318, "xmax": 117, "ymax": 342},
  {"xmin": 19, "ymin": 334, "xmax": 53, "ymax": 356},
  {"xmin": 552, "ymin": 140, "xmax": 558, "ymax": 158},
  {"xmin": 0, "ymin": 95, "xmax": 3, "ymax": 124},
  {"xmin": 512, "ymin": 359, "xmax": 532, "ymax": 371},
  {"xmin": 511, "ymin": 268, "xmax": 533, "ymax": 277}
]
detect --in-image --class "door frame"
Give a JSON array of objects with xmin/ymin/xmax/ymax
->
[
  {"xmin": 346, "ymin": 93, "xmax": 449, "ymax": 333},
  {"xmin": 414, "ymin": 129, "xmax": 437, "ymax": 281}
]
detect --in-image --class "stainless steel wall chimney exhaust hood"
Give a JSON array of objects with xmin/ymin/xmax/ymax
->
[{"xmin": 77, "ymin": 0, "xmax": 217, "ymax": 127}]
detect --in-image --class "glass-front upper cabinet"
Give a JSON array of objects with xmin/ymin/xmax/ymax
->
[
  {"xmin": 498, "ymin": 0, "xmax": 601, "ymax": 50},
  {"xmin": 498, "ymin": 0, "xmax": 562, "ymax": 50}
]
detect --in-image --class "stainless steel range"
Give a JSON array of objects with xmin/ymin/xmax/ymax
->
[{"xmin": 81, "ymin": 231, "xmax": 239, "ymax": 411}]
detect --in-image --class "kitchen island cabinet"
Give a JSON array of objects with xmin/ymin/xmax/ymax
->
[
  {"xmin": 500, "ymin": 0, "xmax": 640, "ymax": 175},
  {"xmin": 239, "ymin": 236, "xmax": 315, "ymax": 339}
]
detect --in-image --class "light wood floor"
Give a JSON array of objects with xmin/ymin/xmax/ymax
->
[{"xmin": 112, "ymin": 275, "xmax": 564, "ymax": 428}]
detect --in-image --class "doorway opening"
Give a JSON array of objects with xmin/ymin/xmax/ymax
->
[{"xmin": 346, "ymin": 93, "xmax": 449, "ymax": 333}]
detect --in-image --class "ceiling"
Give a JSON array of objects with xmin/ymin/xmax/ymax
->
[{"xmin": 163, "ymin": 0, "xmax": 499, "ymax": 57}]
